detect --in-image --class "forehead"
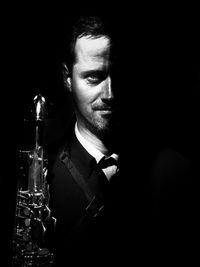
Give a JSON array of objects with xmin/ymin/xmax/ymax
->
[{"xmin": 74, "ymin": 36, "xmax": 111, "ymax": 64}]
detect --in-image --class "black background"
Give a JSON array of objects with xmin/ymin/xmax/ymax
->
[{"xmin": 1, "ymin": 3, "xmax": 200, "ymax": 266}]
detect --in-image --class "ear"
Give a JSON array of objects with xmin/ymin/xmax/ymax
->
[{"xmin": 62, "ymin": 63, "xmax": 72, "ymax": 92}]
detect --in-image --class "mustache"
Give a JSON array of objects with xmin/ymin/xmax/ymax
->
[{"xmin": 93, "ymin": 102, "xmax": 115, "ymax": 111}]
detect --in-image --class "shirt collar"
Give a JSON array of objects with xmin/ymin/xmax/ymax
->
[{"xmin": 75, "ymin": 122, "xmax": 119, "ymax": 164}]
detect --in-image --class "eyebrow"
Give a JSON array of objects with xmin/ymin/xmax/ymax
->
[{"xmin": 81, "ymin": 69, "xmax": 108, "ymax": 77}]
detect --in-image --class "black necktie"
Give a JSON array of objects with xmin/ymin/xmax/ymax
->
[{"xmin": 98, "ymin": 156, "xmax": 119, "ymax": 180}]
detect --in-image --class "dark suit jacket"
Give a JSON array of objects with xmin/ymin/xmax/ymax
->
[
  {"xmin": 45, "ymin": 117, "xmax": 199, "ymax": 266},
  {"xmin": 45, "ymin": 123, "xmax": 133, "ymax": 266}
]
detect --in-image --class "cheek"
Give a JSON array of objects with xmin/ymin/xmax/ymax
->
[{"xmin": 72, "ymin": 79, "xmax": 91, "ymax": 107}]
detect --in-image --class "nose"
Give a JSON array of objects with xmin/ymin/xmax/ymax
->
[{"xmin": 102, "ymin": 76, "xmax": 114, "ymax": 100}]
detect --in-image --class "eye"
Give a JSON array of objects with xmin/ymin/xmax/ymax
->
[
  {"xmin": 85, "ymin": 72, "xmax": 107, "ymax": 85},
  {"xmin": 87, "ymin": 75, "xmax": 100, "ymax": 84}
]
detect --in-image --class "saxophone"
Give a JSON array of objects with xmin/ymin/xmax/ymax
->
[{"xmin": 12, "ymin": 94, "xmax": 55, "ymax": 267}]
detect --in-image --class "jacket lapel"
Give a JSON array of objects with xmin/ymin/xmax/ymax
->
[{"xmin": 60, "ymin": 130, "xmax": 110, "ymax": 200}]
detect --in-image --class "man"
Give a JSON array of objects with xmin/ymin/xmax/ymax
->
[{"xmin": 45, "ymin": 15, "xmax": 131, "ymax": 266}]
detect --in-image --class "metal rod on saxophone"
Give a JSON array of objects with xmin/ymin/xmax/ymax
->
[{"xmin": 28, "ymin": 95, "xmax": 46, "ymax": 193}]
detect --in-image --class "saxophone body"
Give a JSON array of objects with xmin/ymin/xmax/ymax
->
[{"xmin": 12, "ymin": 95, "xmax": 55, "ymax": 267}]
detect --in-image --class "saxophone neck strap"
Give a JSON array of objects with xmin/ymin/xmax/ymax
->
[{"xmin": 59, "ymin": 150, "xmax": 104, "ymax": 218}]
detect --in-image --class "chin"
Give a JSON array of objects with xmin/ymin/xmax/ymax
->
[
  {"xmin": 84, "ymin": 116, "xmax": 112, "ymax": 138},
  {"xmin": 96, "ymin": 118, "xmax": 111, "ymax": 131},
  {"xmin": 95, "ymin": 123, "xmax": 112, "ymax": 139}
]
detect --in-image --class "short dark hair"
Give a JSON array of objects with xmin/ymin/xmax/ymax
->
[{"xmin": 65, "ymin": 15, "xmax": 113, "ymax": 74}]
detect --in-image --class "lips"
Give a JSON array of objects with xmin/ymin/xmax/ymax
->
[
  {"xmin": 100, "ymin": 109, "xmax": 112, "ymax": 113},
  {"xmin": 96, "ymin": 108, "xmax": 113, "ymax": 117},
  {"xmin": 96, "ymin": 109, "xmax": 113, "ymax": 116},
  {"xmin": 98, "ymin": 108, "xmax": 112, "ymax": 111}
]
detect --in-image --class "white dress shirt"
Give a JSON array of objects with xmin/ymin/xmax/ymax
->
[{"xmin": 75, "ymin": 123, "xmax": 119, "ymax": 181}]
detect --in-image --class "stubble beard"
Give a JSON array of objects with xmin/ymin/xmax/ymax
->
[
  {"xmin": 76, "ymin": 107, "xmax": 120, "ymax": 151},
  {"xmin": 79, "ymin": 110, "xmax": 113, "ymax": 142},
  {"xmin": 87, "ymin": 115, "xmax": 112, "ymax": 141}
]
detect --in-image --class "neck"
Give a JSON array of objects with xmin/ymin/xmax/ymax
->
[{"xmin": 76, "ymin": 122, "xmax": 111, "ymax": 156}]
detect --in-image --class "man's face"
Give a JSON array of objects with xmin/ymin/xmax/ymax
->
[{"xmin": 70, "ymin": 35, "xmax": 116, "ymax": 137}]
